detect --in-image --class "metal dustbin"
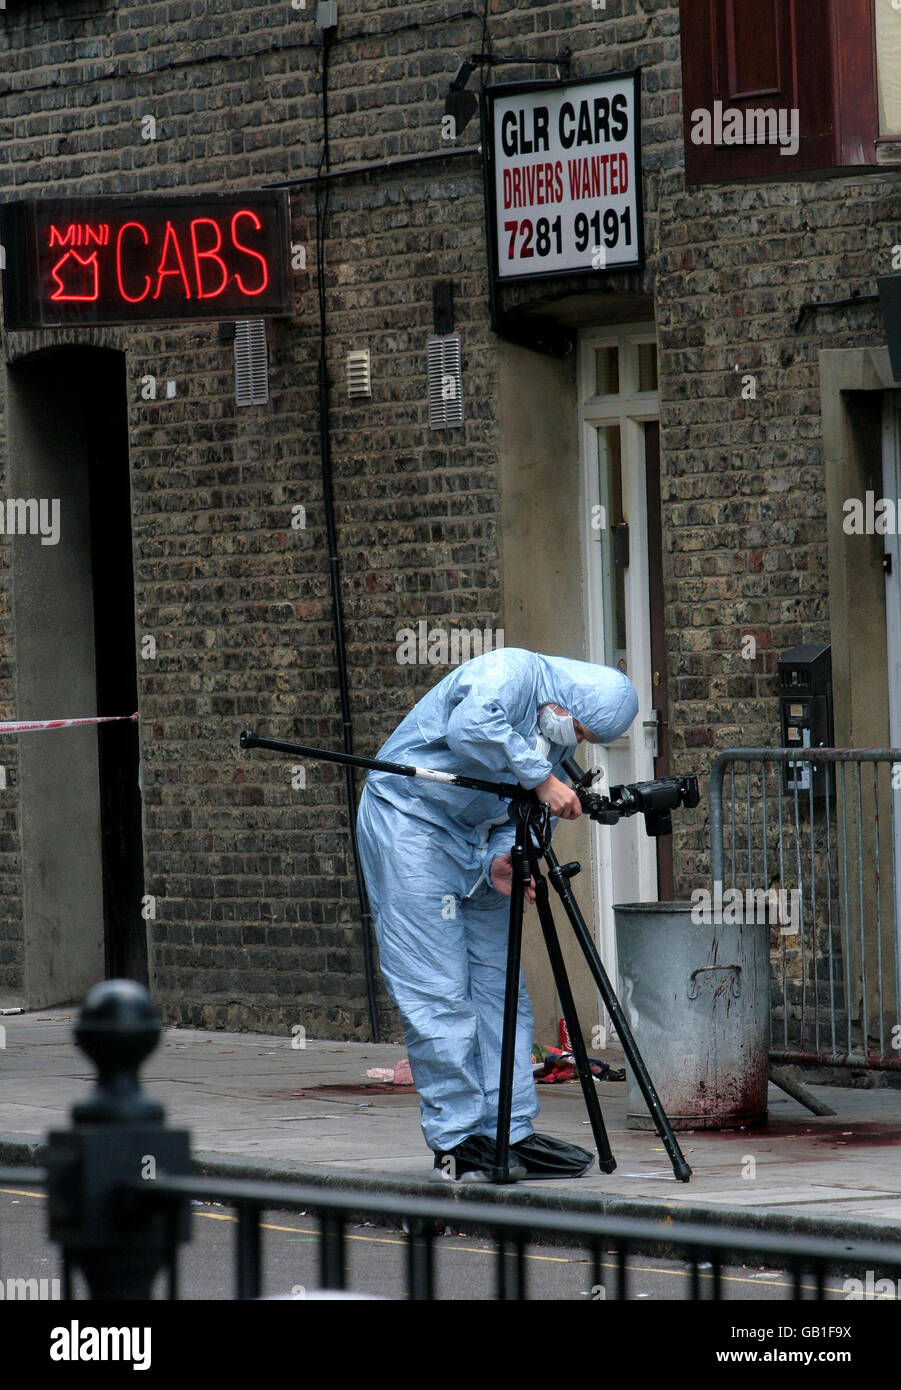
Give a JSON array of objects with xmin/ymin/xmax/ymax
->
[{"xmin": 614, "ymin": 901, "xmax": 769, "ymax": 1130}]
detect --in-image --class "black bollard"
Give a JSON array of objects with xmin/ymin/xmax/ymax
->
[{"xmin": 46, "ymin": 980, "xmax": 192, "ymax": 1300}]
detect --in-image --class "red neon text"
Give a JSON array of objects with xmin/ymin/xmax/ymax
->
[
  {"xmin": 189, "ymin": 218, "xmax": 229, "ymax": 299},
  {"xmin": 153, "ymin": 220, "xmax": 193, "ymax": 300},
  {"xmin": 230, "ymin": 210, "xmax": 269, "ymax": 295},
  {"xmin": 116, "ymin": 222, "xmax": 151, "ymax": 303},
  {"xmin": 45, "ymin": 210, "xmax": 275, "ymax": 308},
  {"xmin": 48, "ymin": 223, "xmax": 110, "ymax": 249}
]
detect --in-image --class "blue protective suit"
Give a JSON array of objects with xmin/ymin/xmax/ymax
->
[{"xmin": 356, "ymin": 648, "xmax": 638, "ymax": 1153}]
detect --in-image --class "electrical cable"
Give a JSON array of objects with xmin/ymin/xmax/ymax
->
[
  {"xmin": 480, "ymin": 0, "xmax": 493, "ymax": 69},
  {"xmin": 312, "ymin": 27, "xmax": 381, "ymax": 1042},
  {"xmin": 266, "ymin": 146, "xmax": 478, "ymax": 190}
]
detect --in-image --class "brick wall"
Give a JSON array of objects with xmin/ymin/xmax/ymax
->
[
  {"xmin": 0, "ymin": 0, "xmax": 520, "ymax": 1034},
  {"xmin": 657, "ymin": 175, "xmax": 897, "ymax": 890}
]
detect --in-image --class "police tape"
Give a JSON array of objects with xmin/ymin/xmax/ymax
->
[{"xmin": 0, "ymin": 712, "xmax": 138, "ymax": 733}]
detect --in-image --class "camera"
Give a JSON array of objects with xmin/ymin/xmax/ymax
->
[{"xmin": 562, "ymin": 758, "xmax": 700, "ymax": 837}]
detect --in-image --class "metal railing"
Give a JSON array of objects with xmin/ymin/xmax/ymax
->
[
  {"xmin": 6, "ymin": 1163, "xmax": 901, "ymax": 1301},
  {"xmin": 709, "ymin": 749, "xmax": 901, "ymax": 1070}
]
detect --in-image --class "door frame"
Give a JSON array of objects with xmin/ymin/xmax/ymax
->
[
  {"xmin": 881, "ymin": 389, "xmax": 901, "ymax": 978},
  {"xmin": 578, "ymin": 321, "xmax": 660, "ymax": 1043},
  {"xmin": 645, "ymin": 419, "xmax": 675, "ymax": 897},
  {"xmin": 5, "ymin": 346, "xmax": 146, "ymax": 1006}
]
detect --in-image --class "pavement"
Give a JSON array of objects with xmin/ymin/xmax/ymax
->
[{"xmin": 2, "ymin": 1007, "xmax": 901, "ymax": 1245}]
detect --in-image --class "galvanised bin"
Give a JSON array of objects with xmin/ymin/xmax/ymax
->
[{"xmin": 613, "ymin": 901, "xmax": 770, "ymax": 1130}]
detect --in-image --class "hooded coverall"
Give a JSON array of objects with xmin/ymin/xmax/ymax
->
[{"xmin": 356, "ymin": 648, "xmax": 638, "ymax": 1154}]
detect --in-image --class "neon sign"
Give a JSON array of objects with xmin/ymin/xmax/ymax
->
[{"xmin": 0, "ymin": 193, "xmax": 291, "ymax": 328}]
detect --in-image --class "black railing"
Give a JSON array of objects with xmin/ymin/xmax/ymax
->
[
  {"xmin": 122, "ymin": 1175, "xmax": 901, "ymax": 1301},
  {"xmin": 6, "ymin": 1163, "xmax": 901, "ymax": 1301},
  {"xmin": 3, "ymin": 981, "xmax": 901, "ymax": 1300}
]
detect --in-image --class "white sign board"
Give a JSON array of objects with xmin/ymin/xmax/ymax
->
[{"xmin": 487, "ymin": 74, "xmax": 643, "ymax": 282}]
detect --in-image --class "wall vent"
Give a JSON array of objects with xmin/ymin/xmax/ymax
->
[
  {"xmin": 234, "ymin": 319, "xmax": 269, "ymax": 406},
  {"xmin": 347, "ymin": 349, "xmax": 372, "ymax": 399},
  {"xmin": 427, "ymin": 332, "xmax": 463, "ymax": 430}
]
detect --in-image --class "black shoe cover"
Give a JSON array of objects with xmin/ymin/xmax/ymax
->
[
  {"xmin": 430, "ymin": 1134, "xmax": 527, "ymax": 1184},
  {"xmin": 511, "ymin": 1132, "xmax": 595, "ymax": 1178}
]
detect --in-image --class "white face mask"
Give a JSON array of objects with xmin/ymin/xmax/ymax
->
[{"xmin": 538, "ymin": 705, "xmax": 577, "ymax": 747}]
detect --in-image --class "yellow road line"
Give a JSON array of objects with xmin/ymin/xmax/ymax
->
[{"xmin": 0, "ymin": 1186, "xmax": 876, "ymax": 1296}]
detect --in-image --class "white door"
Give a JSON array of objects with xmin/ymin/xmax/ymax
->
[
  {"xmin": 579, "ymin": 324, "xmax": 660, "ymax": 1046},
  {"xmin": 881, "ymin": 390, "xmax": 901, "ymax": 993}
]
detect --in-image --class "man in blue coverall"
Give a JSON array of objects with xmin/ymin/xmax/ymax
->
[{"xmin": 356, "ymin": 647, "xmax": 638, "ymax": 1182}]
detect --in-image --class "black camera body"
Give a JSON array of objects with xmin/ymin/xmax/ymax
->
[{"xmin": 562, "ymin": 758, "xmax": 700, "ymax": 837}]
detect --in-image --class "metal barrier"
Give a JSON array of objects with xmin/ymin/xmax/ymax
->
[
  {"xmin": 709, "ymin": 749, "xmax": 901, "ymax": 1071},
  {"xmin": 3, "ymin": 980, "xmax": 901, "ymax": 1300},
  {"xmin": 5, "ymin": 1163, "xmax": 901, "ymax": 1301}
]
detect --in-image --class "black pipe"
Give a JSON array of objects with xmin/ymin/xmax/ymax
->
[
  {"xmin": 794, "ymin": 292, "xmax": 879, "ymax": 331},
  {"xmin": 266, "ymin": 146, "xmax": 479, "ymax": 190},
  {"xmin": 313, "ymin": 32, "xmax": 380, "ymax": 1041}
]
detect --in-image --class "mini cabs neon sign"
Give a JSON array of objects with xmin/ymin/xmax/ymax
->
[{"xmin": 0, "ymin": 192, "xmax": 291, "ymax": 328}]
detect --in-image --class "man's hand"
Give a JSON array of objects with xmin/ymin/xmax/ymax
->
[
  {"xmin": 490, "ymin": 853, "xmax": 536, "ymax": 904},
  {"xmin": 535, "ymin": 773, "xmax": 582, "ymax": 819}
]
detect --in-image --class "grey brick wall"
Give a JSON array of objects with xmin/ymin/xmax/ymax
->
[
  {"xmin": 657, "ymin": 174, "xmax": 897, "ymax": 889},
  {"xmin": 0, "ymin": 0, "xmax": 521, "ymax": 1034}
]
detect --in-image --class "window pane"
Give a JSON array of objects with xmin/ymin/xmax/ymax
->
[
  {"xmin": 597, "ymin": 425, "xmax": 627, "ymax": 675},
  {"xmin": 638, "ymin": 342, "xmax": 658, "ymax": 392},
  {"xmin": 594, "ymin": 346, "xmax": 619, "ymax": 396},
  {"xmin": 876, "ymin": 0, "xmax": 901, "ymax": 136}
]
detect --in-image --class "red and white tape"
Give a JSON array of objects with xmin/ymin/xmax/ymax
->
[{"xmin": 0, "ymin": 712, "xmax": 138, "ymax": 734}]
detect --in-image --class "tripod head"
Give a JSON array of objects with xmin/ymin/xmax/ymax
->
[{"xmin": 561, "ymin": 757, "xmax": 700, "ymax": 837}]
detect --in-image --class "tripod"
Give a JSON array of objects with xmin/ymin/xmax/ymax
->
[
  {"xmin": 238, "ymin": 728, "xmax": 694, "ymax": 1184},
  {"xmin": 495, "ymin": 794, "xmax": 690, "ymax": 1184}
]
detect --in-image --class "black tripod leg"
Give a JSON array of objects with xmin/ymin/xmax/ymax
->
[
  {"xmin": 493, "ymin": 826, "xmax": 529, "ymax": 1185},
  {"xmin": 529, "ymin": 859, "xmax": 617, "ymax": 1173},
  {"xmin": 545, "ymin": 848, "xmax": 692, "ymax": 1183}
]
